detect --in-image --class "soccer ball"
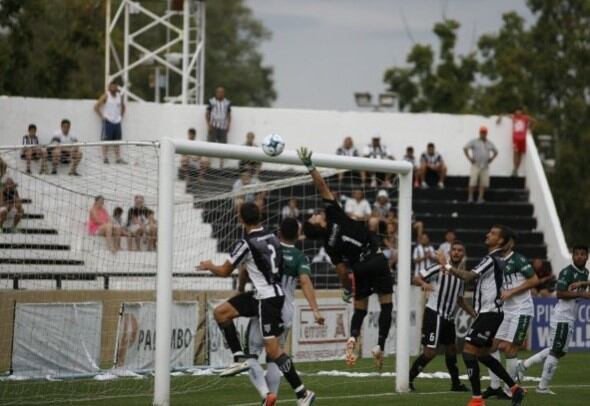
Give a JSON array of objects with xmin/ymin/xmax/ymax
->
[{"xmin": 261, "ymin": 133, "xmax": 285, "ymax": 157}]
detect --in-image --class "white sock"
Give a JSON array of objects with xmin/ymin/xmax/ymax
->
[
  {"xmin": 506, "ymin": 357, "xmax": 519, "ymax": 381},
  {"xmin": 539, "ymin": 354, "xmax": 559, "ymax": 389},
  {"xmin": 266, "ymin": 362, "xmax": 282, "ymax": 394},
  {"xmin": 524, "ymin": 347, "xmax": 550, "ymax": 369},
  {"xmin": 488, "ymin": 350, "xmax": 501, "ymax": 389},
  {"xmin": 246, "ymin": 358, "xmax": 269, "ymax": 399}
]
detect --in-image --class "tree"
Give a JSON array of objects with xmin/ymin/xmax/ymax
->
[{"xmin": 0, "ymin": 0, "xmax": 276, "ymax": 106}]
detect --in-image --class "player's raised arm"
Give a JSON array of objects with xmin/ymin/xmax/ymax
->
[
  {"xmin": 438, "ymin": 250, "xmax": 478, "ymax": 282},
  {"xmin": 297, "ymin": 147, "xmax": 335, "ymax": 201},
  {"xmin": 198, "ymin": 259, "xmax": 234, "ymax": 277}
]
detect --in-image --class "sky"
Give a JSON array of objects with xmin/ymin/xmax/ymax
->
[{"xmin": 246, "ymin": 0, "xmax": 535, "ymax": 111}]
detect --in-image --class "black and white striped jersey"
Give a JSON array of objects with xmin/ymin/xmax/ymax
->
[
  {"xmin": 229, "ymin": 227, "xmax": 284, "ymax": 300},
  {"xmin": 207, "ymin": 97, "xmax": 231, "ymax": 130},
  {"xmin": 420, "ymin": 264, "xmax": 465, "ymax": 320},
  {"xmin": 472, "ymin": 248, "xmax": 505, "ymax": 314}
]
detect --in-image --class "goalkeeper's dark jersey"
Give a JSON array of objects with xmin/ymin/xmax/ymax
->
[{"xmin": 322, "ymin": 198, "xmax": 381, "ymax": 266}]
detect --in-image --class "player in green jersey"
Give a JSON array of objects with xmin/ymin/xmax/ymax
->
[{"xmin": 517, "ymin": 245, "xmax": 590, "ymax": 395}]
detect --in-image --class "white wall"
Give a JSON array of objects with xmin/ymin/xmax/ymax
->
[{"xmin": 0, "ymin": 96, "xmax": 516, "ymax": 175}]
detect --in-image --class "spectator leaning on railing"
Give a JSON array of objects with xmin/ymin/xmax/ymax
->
[{"xmin": 21, "ymin": 124, "xmax": 48, "ymax": 175}]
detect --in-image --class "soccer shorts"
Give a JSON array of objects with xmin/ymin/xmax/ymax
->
[
  {"xmin": 247, "ymin": 317, "xmax": 289, "ymax": 357},
  {"xmin": 513, "ymin": 137, "xmax": 526, "ymax": 154},
  {"xmin": 495, "ymin": 312, "xmax": 532, "ymax": 346},
  {"xmin": 465, "ymin": 312, "xmax": 503, "ymax": 348},
  {"xmin": 228, "ymin": 292, "xmax": 285, "ymax": 338},
  {"xmin": 549, "ymin": 319, "xmax": 574, "ymax": 356},
  {"xmin": 207, "ymin": 127, "xmax": 228, "ymax": 144},
  {"xmin": 102, "ymin": 120, "xmax": 122, "ymax": 141},
  {"xmin": 421, "ymin": 307, "xmax": 457, "ymax": 348},
  {"xmin": 469, "ymin": 165, "xmax": 490, "ymax": 188},
  {"xmin": 351, "ymin": 253, "xmax": 394, "ymax": 299}
]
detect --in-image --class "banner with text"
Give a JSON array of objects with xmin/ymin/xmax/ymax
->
[
  {"xmin": 12, "ymin": 302, "xmax": 102, "ymax": 379},
  {"xmin": 114, "ymin": 302, "xmax": 198, "ymax": 371},
  {"xmin": 531, "ymin": 298, "xmax": 590, "ymax": 352},
  {"xmin": 292, "ymin": 297, "xmax": 352, "ymax": 362}
]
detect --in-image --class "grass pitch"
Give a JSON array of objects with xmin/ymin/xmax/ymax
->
[{"xmin": 1, "ymin": 351, "xmax": 589, "ymax": 405}]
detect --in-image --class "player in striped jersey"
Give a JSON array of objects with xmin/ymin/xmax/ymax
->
[
  {"xmin": 483, "ymin": 236, "xmax": 539, "ymax": 400},
  {"xmin": 199, "ymin": 203, "xmax": 315, "ymax": 406},
  {"xmin": 244, "ymin": 218, "xmax": 324, "ymax": 405},
  {"xmin": 517, "ymin": 245, "xmax": 590, "ymax": 395},
  {"xmin": 410, "ymin": 240, "xmax": 476, "ymax": 391},
  {"xmin": 438, "ymin": 225, "xmax": 526, "ymax": 406}
]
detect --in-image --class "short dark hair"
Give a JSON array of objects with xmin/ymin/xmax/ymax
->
[
  {"xmin": 114, "ymin": 206, "xmax": 123, "ymax": 216},
  {"xmin": 61, "ymin": 119, "xmax": 70, "ymax": 126},
  {"xmin": 28, "ymin": 124, "xmax": 37, "ymax": 131},
  {"xmin": 95, "ymin": 195, "xmax": 104, "ymax": 203},
  {"xmin": 280, "ymin": 218, "xmax": 299, "ymax": 241},
  {"xmin": 445, "ymin": 228, "xmax": 456, "ymax": 235},
  {"xmin": 572, "ymin": 244, "xmax": 589, "ymax": 253},
  {"xmin": 427, "ymin": 142, "xmax": 435, "ymax": 148},
  {"xmin": 188, "ymin": 128, "xmax": 196, "ymax": 135},
  {"xmin": 451, "ymin": 239, "xmax": 465, "ymax": 248},
  {"xmin": 492, "ymin": 224, "xmax": 515, "ymax": 245},
  {"xmin": 406, "ymin": 146, "xmax": 413, "ymax": 152},
  {"xmin": 240, "ymin": 202, "xmax": 260, "ymax": 226}
]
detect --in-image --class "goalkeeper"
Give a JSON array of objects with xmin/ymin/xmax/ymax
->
[{"xmin": 297, "ymin": 147, "xmax": 393, "ymax": 369}]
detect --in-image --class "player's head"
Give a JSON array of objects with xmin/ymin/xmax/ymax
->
[
  {"xmin": 279, "ymin": 217, "xmax": 300, "ymax": 243},
  {"xmin": 239, "ymin": 202, "xmax": 261, "ymax": 227},
  {"xmin": 187, "ymin": 128, "xmax": 196, "ymax": 140},
  {"xmin": 572, "ymin": 244, "xmax": 589, "ymax": 268},
  {"xmin": 450, "ymin": 240, "xmax": 466, "ymax": 264},
  {"xmin": 303, "ymin": 210, "xmax": 327, "ymax": 240},
  {"xmin": 486, "ymin": 224, "xmax": 515, "ymax": 250}
]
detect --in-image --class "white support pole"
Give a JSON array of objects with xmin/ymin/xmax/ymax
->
[
  {"xmin": 181, "ymin": 0, "xmax": 190, "ymax": 104},
  {"xmin": 105, "ymin": 0, "xmax": 111, "ymax": 89},
  {"xmin": 198, "ymin": 0, "xmax": 206, "ymax": 105},
  {"xmin": 123, "ymin": 0, "xmax": 130, "ymax": 104},
  {"xmin": 154, "ymin": 139, "xmax": 175, "ymax": 406},
  {"xmin": 395, "ymin": 172, "xmax": 413, "ymax": 393}
]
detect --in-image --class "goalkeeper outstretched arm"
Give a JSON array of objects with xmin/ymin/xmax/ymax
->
[{"xmin": 297, "ymin": 147, "xmax": 335, "ymax": 201}]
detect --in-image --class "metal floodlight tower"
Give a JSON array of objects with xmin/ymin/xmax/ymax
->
[{"xmin": 105, "ymin": 0, "xmax": 206, "ymax": 105}]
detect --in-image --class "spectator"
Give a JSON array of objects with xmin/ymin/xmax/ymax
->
[
  {"xmin": 145, "ymin": 209, "xmax": 158, "ymax": 251},
  {"xmin": 372, "ymin": 189, "xmax": 391, "ymax": 219},
  {"xmin": 412, "ymin": 232, "xmax": 436, "ymax": 277},
  {"xmin": 363, "ymin": 136, "xmax": 394, "ymax": 188},
  {"xmin": 0, "ymin": 177, "xmax": 24, "ymax": 231},
  {"xmin": 179, "ymin": 128, "xmax": 201, "ymax": 180},
  {"xmin": 403, "ymin": 146, "xmax": 419, "ymax": 187},
  {"xmin": 50, "ymin": 119, "xmax": 83, "ymax": 176},
  {"xmin": 498, "ymin": 106, "xmax": 536, "ymax": 176},
  {"xmin": 463, "ymin": 126, "xmax": 498, "ymax": 203},
  {"xmin": 344, "ymin": 189, "xmax": 371, "ymax": 221},
  {"xmin": 336, "ymin": 136, "xmax": 363, "ymax": 184},
  {"xmin": 126, "ymin": 195, "xmax": 152, "ymax": 251},
  {"xmin": 0, "ymin": 157, "xmax": 6, "ymax": 186},
  {"xmin": 21, "ymin": 124, "xmax": 48, "ymax": 175},
  {"xmin": 418, "ymin": 142, "xmax": 447, "ymax": 189},
  {"xmin": 206, "ymin": 86, "xmax": 231, "ymax": 168},
  {"xmin": 531, "ymin": 258, "xmax": 556, "ymax": 297},
  {"xmin": 232, "ymin": 171, "xmax": 264, "ymax": 210},
  {"xmin": 238, "ymin": 132, "xmax": 261, "ymax": 175},
  {"xmin": 94, "ymin": 81, "xmax": 126, "ymax": 164},
  {"xmin": 281, "ymin": 197, "xmax": 300, "ymax": 220},
  {"xmin": 437, "ymin": 229, "xmax": 456, "ymax": 256},
  {"xmin": 112, "ymin": 206, "xmax": 127, "ymax": 250},
  {"xmin": 87, "ymin": 195, "xmax": 119, "ymax": 253},
  {"xmin": 383, "ymin": 221, "xmax": 398, "ymax": 270}
]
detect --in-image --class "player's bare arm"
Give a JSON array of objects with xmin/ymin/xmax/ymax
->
[
  {"xmin": 457, "ymin": 296, "xmax": 477, "ymax": 318},
  {"xmin": 198, "ymin": 259, "xmax": 234, "ymax": 277},
  {"xmin": 237, "ymin": 265, "xmax": 249, "ymax": 292},
  {"xmin": 299, "ymin": 273, "xmax": 325, "ymax": 325},
  {"xmin": 297, "ymin": 147, "xmax": 335, "ymax": 201},
  {"xmin": 569, "ymin": 280, "xmax": 590, "ymax": 290},
  {"xmin": 437, "ymin": 250, "xmax": 478, "ymax": 282},
  {"xmin": 501, "ymin": 273, "xmax": 539, "ymax": 301},
  {"xmin": 413, "ymin": 274, "xmax": 433, "ymax": 293},
  {"xmin": 556, "ymin": 289, "xmax": 590, "ymax": 300}
]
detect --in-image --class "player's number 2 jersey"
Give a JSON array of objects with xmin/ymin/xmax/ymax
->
[
  {"xmin": 229, "ymin": 227, "xmax": 284, "ymax": 300},
  {"xmin": 472, "ymin": 248, "xmax": 505, "ymax": 314}
]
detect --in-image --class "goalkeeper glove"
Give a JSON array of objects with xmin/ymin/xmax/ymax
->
[
  {"xmin": 297, "ymin": 147, "xmax": 315, "ymax": 172},
  {"xmin": 342, "ymin": 287, "xmax": 353, "ymax": 303}
]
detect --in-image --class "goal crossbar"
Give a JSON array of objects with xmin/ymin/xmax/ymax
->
[{"xmin": 155, "ymin": 138, "xmax": 413, "ymax": 405}]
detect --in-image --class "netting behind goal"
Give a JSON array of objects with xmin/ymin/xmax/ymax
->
[{"xmin": 0, "ymin": 142, "xmax": 404, "ymax": 405}]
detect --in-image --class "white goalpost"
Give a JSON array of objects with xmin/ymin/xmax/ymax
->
[{"xmin": 155, "ymin": 138, "xmax": 414, "ymax": 406}]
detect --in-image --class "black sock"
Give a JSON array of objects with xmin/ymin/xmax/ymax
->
[
  {"xmin": 274, "ymin": 353, "xmax": 306, "ymax": 398},
  {"xmin": 378, "ymin": 303, "xmax": 393, "ymax": 351},
  {"xmin": 409, "ymin": 354, "xmax": 432, "ymax": 382},
  {"xmin": 350, "ymin": 308, "xmax": 368, "ymax": 339},
  {"xmin": 445, "ymin": 353, "xmax": 460, "ymax": 386},
  {"xmin": 218, "ymin": 320, "xmax": 243, "ymax": 357},
  {"xmin": 478, "ymin": 354, "xmax": 515, "ymax": 388},
  {"xmin": 462, "ymin": 352, "xmax": 481, "ymax": 396}
]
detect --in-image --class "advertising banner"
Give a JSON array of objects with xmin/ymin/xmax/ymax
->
[
  {"xmin": 530, "ymin": 298, "xmax": 590, "ymax": 352},
  {"xmin": 114, "ymin": 301, "xmax": 198, "ymax": 371},
  {"xmin": 12, "ymin": 302, "xmax": 102, "ymax": 378}
]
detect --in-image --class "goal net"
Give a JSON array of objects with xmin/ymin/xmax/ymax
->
[{"xmin": 0, "ymin": 140, "xmax": 413, "ymax": 405}]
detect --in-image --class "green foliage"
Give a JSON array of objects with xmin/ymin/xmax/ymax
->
[
  {"xmin": 0, "ymin": 0, "xmax": 275, "ymax": 106},
  {"xmin": 383, "ymin": 0, "xmax": 590, "ymax": 243}
]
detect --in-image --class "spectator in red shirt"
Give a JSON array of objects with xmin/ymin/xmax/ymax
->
[{"xmin": 498, "ymin": 107, "xmax": 536, "ymax": 177}]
